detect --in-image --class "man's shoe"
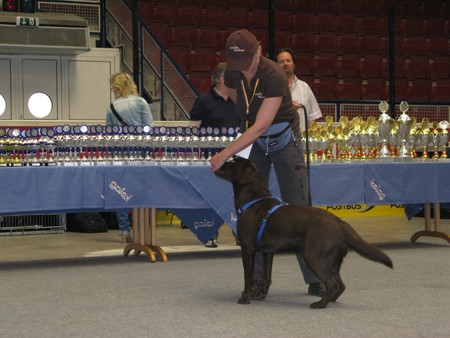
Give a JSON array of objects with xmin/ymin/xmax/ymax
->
[
  {"xmin": 120, "ymin": 233, "xmax": 132, "ymax": 243},
  {"xmin": 308, "ymin": 282, "xmax": 326, "ymax": 297},
  {"xmin": 205, "ymin": 239, "xmax": 218, "ymax": 248}
]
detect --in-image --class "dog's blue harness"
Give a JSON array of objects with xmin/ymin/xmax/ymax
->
[{"xmin": 237, "ymin": 197, "xmax": 286, "ymax": 244}]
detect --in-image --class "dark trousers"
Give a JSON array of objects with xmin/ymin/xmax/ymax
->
[{"xmin": 249, "ymin": 134, "xmax": 320, "ymax": 284}]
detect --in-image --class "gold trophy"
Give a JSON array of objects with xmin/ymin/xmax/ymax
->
[
  {"xmin": 431, "ymin": 121, "xmax": 440, "ymax": 159},
  {"xmin": 419, "ymin": 118, "xmax": 430, "ymax": 159}
]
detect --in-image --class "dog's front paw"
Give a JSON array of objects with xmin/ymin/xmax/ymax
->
[
  {"xmin": 310, "ymin": 298, "xmax": 329, "ymax": 309},
  {"xmin": 252, "ymin": 292, "xmax": 267, "ymax": 300},
  {"xmin": 238, "ymin": 291, "xmax": 251, "ymax": 304},
  {"xmin": 251, "ymin": 280, "xmax": 270, "ymax": 301}
]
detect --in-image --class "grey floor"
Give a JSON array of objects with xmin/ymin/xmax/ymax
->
[{"xmin": 0, "ymin": 215, "xmax": 449, "ymax": 337}]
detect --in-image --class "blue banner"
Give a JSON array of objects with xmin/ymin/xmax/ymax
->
[{"xmin": 171, "ymin": 208, "xmax": 225, "ymax": 244}]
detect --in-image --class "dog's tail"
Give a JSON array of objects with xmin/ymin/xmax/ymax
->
[{"xmin": 342, "ymin": 221, "xmax": 393, "ymax": 269}]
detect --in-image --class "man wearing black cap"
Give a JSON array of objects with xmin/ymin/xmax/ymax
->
[{"xmin": 210, "ymin": 29, "xmax": 325, "ymax": 298}]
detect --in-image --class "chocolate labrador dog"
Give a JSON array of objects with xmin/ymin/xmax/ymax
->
[{"xmin": 215, "ymin": 157, "xmax": 393, "ymax": 309}]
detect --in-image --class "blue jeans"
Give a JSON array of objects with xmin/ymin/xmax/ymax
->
[{"xmin": 116, "ymin": 209, "xmax": 131, "ymax": 235}]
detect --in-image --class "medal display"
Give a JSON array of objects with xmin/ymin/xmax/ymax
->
[{"xmin": 0, "ymin": 126, "xmax": 238, "ymax": 167}]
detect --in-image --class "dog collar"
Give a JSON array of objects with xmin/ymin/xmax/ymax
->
[{"xmin": 236, "ymin": 197, "xmax": 269, "ymax": 216}]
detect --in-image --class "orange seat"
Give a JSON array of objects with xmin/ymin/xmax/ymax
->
[
  {"xmin": 204, "ymin": 0, "xmax": 228, "ymax": 10},
  {"xmin": 293, "ymin": 1, "xmax": 313, "ymax": 13},
  {"xmin": 359, "ymin": 54, "xmax": 384, "ymax": 79},
  {"xmin": 291, "ymin": 13, "xmax": 314, "ymax": 33},
  {"xmin": 358, "ymin": 35, "xmax": 385, "ymax": 55},
  {"xmin": 180, "ymin": 53, "xmax": 209, "ymax": 73},
  {"xmin": 200, "ymin": 78, "xmax": 213, "ymax": 93},
  {"xmin": 137, "ymin": 1, "xmax": 153, "ymax": 23},
  {"xmin": 168, "ymin": 27, "xmax": 191, "ymax": 56},
  {"xmin": 400, "ymin": 18, "xmax": 425, "ymax": 37},
  {"xmin": 359, "ymin": 0, "xmax": 387, "ymax": 16},
  {"xmin": 248, "ymin": 11, "xmax": 269, "ymax": 35},
  {"xmin": 356, "ymin": 17, "xmax": 382, "ymax": 36},
  {"xmin": 181, "ymin": 0, "xmax": 204, "ymax": 8},
  {"xmin": 311, "ymin": 14, "xmax": 337, "ymax": 33},
  {"xmin": 225, "ymin": 9, "xmax": 250, "ymax": 31},
  {"xmin": 213, "ymin": 30, "xmax": 231, "ymax": 53},
  {"xmin": 228, "ymin": 0, "xmax": 250, "ymax": 10},
  {"xmin": 393, "ymin": 56, "xmax": 407, "ymax": 78},
  {"xmin": 423, "ymin": 1, "xmax": 447, "ymax": 18},
  {"xmin": 313, "ymin": 0, "xmax": 336, "ymax": 14},
  {"xmin": 335, "ymin": 16, "xmax": 356, "ymax": 33},
  {"xmin": 311, "ymin": 76, "xmax": 339, "ymax": 100},
  {"xmin": 423, "ymin": 18, "xmax": 447, "ymax": 37},
  {"xmin": 404, "ymin": 56, "xmax": 430, "ymax": 80},
  {"xmin": 337, "ymin": 0, "xmax": 359, "ymax": 15},
  {"xmin": 189, "ymin": 77, "xmax": 204, "ymax": 92},
  {"xmin": 427, "ymin": 37, "xmax": 449, "ymax": 57},
  {"xmin": 208, "ymin": 54, "xmax": 226, "ymax": 72},
  {"xmin": 403, "ymin": 37, "xmax": 427, "ymax": 57},
  {"xmin": 275, "ymin": 0, "xmax": 295, "ymax": 12},
  {"xmin": 429, "ymin": 56, "xmax": 450, "ymax": 80},
  {"xmin": 397, "ymin": 0, "xmax": 424, "ymax": 18},
  {"xmin": 200, "ymin": 10, "xmax": 226, "ymax": 30},
  {"xmin": 408, "ymin": 79, "xmax": 432, "ymax": 102},
  {"xmin": 361, "ymin": 78, "xmax": 388, "ymax": 101},
  {"xmin": 311, "ymin": 54, "xmax": 338, "ymax": 78},
  {"xmin": 174, "ymin": 7, "xmax": 201, "ymax": 30},
  {"xmin": 336, "ymin": 33, "xmax": 359, "ymax": 55},
  {"xmin": 274, "ymin": 12, "xmax": 294, "ymax": 33},
  {"xmin": 335, "ymin": 78, "xmax": 363, "ymax": 101},
  {"xmin": 313, "ymin": 33, "xmax": 337, "ymax": 54},
  {"xmin": 288, "ymin": 34, "xmax": 314, "ymax": 53},
  {"xmin": 336, "ymin": 54, "xmax": 360, "ymax": 78},
  {"xmin": 394, "ymin": 78, "xmax": 410, "ymax": 102},
  {"xmin": 431, "ymin": 79, "xmax": 450, "ymax": 102},
  {"xmin": 296, "ymin": 56, "xmax": 314, "ymax": 78},
  {"xmin": 260, "ymin": 33, "xmax": 288, "ymax": 53},
  {"xmin": 188, "ymin": 29, "xmax": 216, "ymax": 54}
]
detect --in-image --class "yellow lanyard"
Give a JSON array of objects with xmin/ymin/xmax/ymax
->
[{"xmin": 241, "ymin": 79, "xmax": 259, "ymax": 128}]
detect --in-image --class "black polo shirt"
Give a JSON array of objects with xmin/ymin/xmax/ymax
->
[
  {"xmin": 189, "ymin": 88, "xmax": 241, "ymax": 129},
  {"xmin": 224, "ymin": 56, "xmax": 300, "ymax": 132}
]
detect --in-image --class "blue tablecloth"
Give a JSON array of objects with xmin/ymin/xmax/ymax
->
[{"xmin": 1, "ymin": 161, "xmax": 449, "ymax": 237}]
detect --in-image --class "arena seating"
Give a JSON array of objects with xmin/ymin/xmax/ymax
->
[{"xmin": 138, "ymin": 0, "xmax": 449, "ymax": 107}]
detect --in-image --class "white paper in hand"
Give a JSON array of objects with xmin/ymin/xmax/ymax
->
[{"xmin": 235, "ymin": 133, "xmax": 253, "ymax": 159}]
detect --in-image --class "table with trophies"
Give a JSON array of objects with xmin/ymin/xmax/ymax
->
[{"xmin": 0, "ymin": 102, "xmax": 448, "ymax": 261}]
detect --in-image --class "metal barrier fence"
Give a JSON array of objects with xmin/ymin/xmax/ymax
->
[
  {"xmin": 0, "ymin": 214, "xmax": 66, "ymax": 236},
  {"xmin": 106, "ymin": 0, "xmax": 196, "ymax": 122}
]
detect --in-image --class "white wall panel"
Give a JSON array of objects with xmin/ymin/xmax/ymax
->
[
  {"xmin": 22, "ymin": 58, "xmax": 59, "ymax": 120},
  {"xmin": 62, "ymin": 48, "xmax": 120, "ymax": 122},
  {"xmin": 0, "ymin": 48, "xmax": 120, "ymax": 125},
  {"xmin": 0, "ymin": 58, "xmax": 12, "ymax": 120}
]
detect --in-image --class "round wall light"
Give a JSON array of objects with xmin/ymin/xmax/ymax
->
[
  {"xmin": 0, "ymin": 95, "xmax": 6, "ymax": 116},
  {"xmin": 28, "ymin": 92, "xmax": 52, "ymax": 118}
]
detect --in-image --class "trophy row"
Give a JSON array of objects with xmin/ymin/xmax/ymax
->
[
  {"xmin": 303, "ymin": 101, "xmax": 449, "ymax": 162},
  {"xmin": 0, "ymin": 101, "xmax": 448, "ymax": 166}
]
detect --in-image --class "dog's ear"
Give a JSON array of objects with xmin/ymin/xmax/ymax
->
[{"xmin": 238, "ymin": 159, "xmax": 258, "ymax": 185}]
